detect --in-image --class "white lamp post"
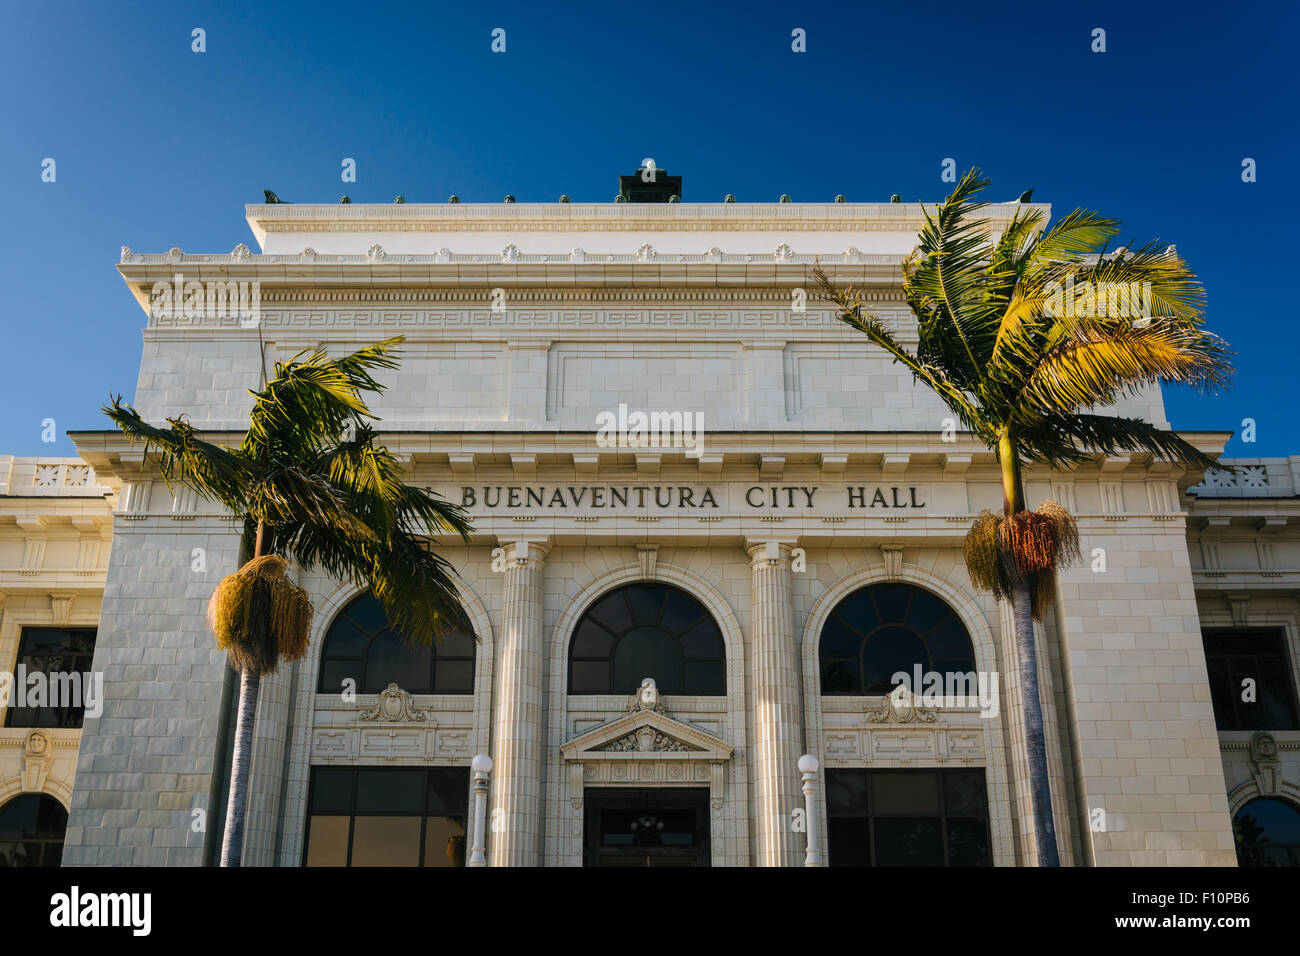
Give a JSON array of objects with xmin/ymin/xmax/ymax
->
[
  {"xmin": 468, "ymin": 753, "xmax": 493, "ymax": 867},
  {"xmin": 799, "ymin": 754, "xmax": 824, "ymax": 867}
]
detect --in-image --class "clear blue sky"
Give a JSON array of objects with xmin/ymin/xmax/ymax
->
[{"xmin": 2, "ymin": 0, "xmax": 1295, "ymax": 457}]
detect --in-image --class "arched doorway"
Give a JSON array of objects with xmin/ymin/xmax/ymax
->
[
  {"xmin": 817, "ymin": 582, "xmax": 990, "ymax": 867},
  {"xmin": 566, "ymin": 581, "xmax": 727, "ymax": 866},
  {"xmin": 1234, "ymin": 797, "xmax": 1300, "ymax": 867},
  {"xmin": 303, "ymin": 594, "xmax": 476, "ymax": 867},
  {"xmin": 0, "ymin": 794, "xmax": 68, "ymax": 867}
]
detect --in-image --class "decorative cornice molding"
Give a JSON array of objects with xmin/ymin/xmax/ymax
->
[
  {"xmin": 121, "ymin": 249, "xmax": 906, "ymax": 266},
  {"xmin": 241, "ymin": 200, "xmax": 1044, "ymax": 238}
]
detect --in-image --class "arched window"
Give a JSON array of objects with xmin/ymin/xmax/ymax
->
[
  {"xmin": 820, "ymin": 583, "xmax": 975, "ymax": 695},
  {"xmin": 569, "ymin": 583, "xmax": 725, "ymax": 696},
  {"xmin": 318, "ymin": 594, "xmax": 475, "ymax": 695},
  {"xmin": 1234, "ymin": 797, "xmax": 1300, "ymax": 867},
  {"xmin": 0, "ymin": 794, "xmax": 68, "ymax": 867}
]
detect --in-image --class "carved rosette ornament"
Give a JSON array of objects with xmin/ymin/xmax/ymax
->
[
  {"xmin": 635, "ymin": 243, "xmax": 657, "ymax": 263},
  {"xmin": 366, "ymin": 243, "xmax": 386, "ymax": 263},
  {"xmin": 773, "ymin": 243, "xmax": 794, "ymax": 262},
  {"xmin": 358, "ymin": 683, "xmax": 428, "ymax": 722},
  {"xmin": 867, "ymin": 684, "xmax": 937, "ymax": 724},
  {"xmin": 500, "ymin": 243, "xmax": 520, "ymax": 263},
  {"xmin": 230, "ymin": 244, "xmax": 251, "ymax": 262}
]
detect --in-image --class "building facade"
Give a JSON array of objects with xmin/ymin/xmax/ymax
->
[{"xmin": 2, "ymin": 194, "xmax": 1297, "ymax": 866}]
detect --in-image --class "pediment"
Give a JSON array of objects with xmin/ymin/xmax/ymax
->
[{"xmin": 561, "ymin": 710, "xmax": 733, "ymax": 761}]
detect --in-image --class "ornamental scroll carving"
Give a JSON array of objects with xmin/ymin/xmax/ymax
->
[
  {"xmin": 866, "ymin": 684, "xmax": 937, "ymax": 724},
  {"xmin": 597, "ymin": 726, "xmax": 699, "ymax": 753},
  {"xmin": 358, "ymin": 683, "xmax": 428, "ymax": 723}
]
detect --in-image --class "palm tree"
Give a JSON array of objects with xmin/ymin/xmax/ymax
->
[
  {"xmin": 103, "ymin": 337, "xmax": 473, "ymax": 866},
  {"xmin": 815, "ymin": 169, "xmax": 1232, "ymax": 866}
]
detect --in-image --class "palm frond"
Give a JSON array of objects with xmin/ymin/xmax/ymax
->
[
  {"xmin": 1012, "ymin": 323, "xmax": 1232, "ymax": 418},
  {"xmin": 102, "ymin": 395, "xmax": 247, "ymax": 510},
  {"xmin": 1019, "ymin": 413, "xmax": 1222, "ymax": 470}
]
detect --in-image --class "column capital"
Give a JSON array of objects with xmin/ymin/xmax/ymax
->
[
  {"xmin": 745, "ymin": 539, "xmax": 798, "ymax": 568},
  {"xmin": 503, "ymin": 537, "xmax": 551, "ymax": 569}
]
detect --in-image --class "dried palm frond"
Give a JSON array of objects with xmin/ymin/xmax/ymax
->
[
  {"xmin": 964, "ymin": 510, "xmax": 1008, "ymax": 600},
  {"xmin": 998, "ymin": 510, "xmax": 1060, "ymax": 578},
  {"xmin": 207, "ymin": 554, "xmax": 314, "ymax": 676},
  {"xmin": 1036, "ymin": 499, "xmax": 1080, "ymax": 567}
]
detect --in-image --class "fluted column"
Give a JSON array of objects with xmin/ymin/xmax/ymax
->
[
  {"xmin": 488, "ymin": 538, "xmax": 549, "ymax": 867},
  {"xmin": 747, "ymin": 540, "xmax": 805, "ymax": 865}
]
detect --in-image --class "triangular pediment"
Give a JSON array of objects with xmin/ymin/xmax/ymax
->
[{"xmin": 561, "ymin": 710, "xmax": 733, "ymax": 761}]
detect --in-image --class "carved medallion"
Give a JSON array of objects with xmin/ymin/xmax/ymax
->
[
  {"xmin": 867, "ymin": 684, "xmax": 937, "ymax": 724},
  {"xmin": 625, "ymin": 677, "xmax": 666, "ymax": 715},
  {"xmin": 358, "ymin": 683, "xmax": 427, "ymax": 722}
]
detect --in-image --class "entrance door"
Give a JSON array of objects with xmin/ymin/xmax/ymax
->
[{"xmin": 583, "ymin": 788, "xmax": 710, "ymax": 867}]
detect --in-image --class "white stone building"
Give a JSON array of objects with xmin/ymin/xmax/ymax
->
[{"xmin": 2, "ymin": 188, "xmax": 1297, "ymax": 867}]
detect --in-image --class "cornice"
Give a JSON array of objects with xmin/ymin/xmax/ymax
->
[
  {"xmin": 118, "ymin": 246, "xmax": 907, "ymax": 268},
  {"xmin": 243, "ymin": 200, "xmax": 1048, "ymax": 243},
  {"xmin": 68, "ymin": 428, "xmax": 1224, "ymax": 484}
]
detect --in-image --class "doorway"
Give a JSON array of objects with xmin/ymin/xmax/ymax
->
[{"xmin": 583, "ymin": 788, "xmax": 710, "ymax": 867}]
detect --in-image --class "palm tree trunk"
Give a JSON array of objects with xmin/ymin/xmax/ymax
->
[
  {"xmin": 1011, "ymin": 583, "xmax": 1060, "ymax": 866},
  {"xmin": 220, "ymin": 668, "xmax": 260, "ymax": 866},
  {"xmin": 219, "ymin": 519, "xmax": 268, "ymax": 867},
  {"xmin": 999, "ymin": 429, "xmax": 1060, "ymax": 866}
]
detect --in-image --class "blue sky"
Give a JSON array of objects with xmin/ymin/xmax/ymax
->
[{"xmin": 2, "ymin": 0, "xmax": 1296, "ymax": 457}]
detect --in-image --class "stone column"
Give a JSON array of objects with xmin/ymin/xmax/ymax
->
[
  {"xmin": 488, "ymin": 538, "xmax": 549, "ymax": 866},
  {"xmin": 747, "ymin": 540, "xmax": 805, "ymax": 865}
]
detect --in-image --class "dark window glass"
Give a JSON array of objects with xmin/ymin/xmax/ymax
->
[
  {"xmin": 355, "ymin": 769, "xmax": 425, "ymax": 813},
  {"xmin": 1234, "ymin": 797, "xmax": 1300, "ymax": 867},
  {"xmin": 304, "ymin": 767, "xmax": 469, "ymax": 867},
  {"xmin": 3, "ymin": 628, "xmax": 97, "ymax": 729},
  {"xmin": 613, "ymin": 628, "xmax": 681, "ymax": 694},
  {"xmin": 317, "ymin": 595, "xmax": 475, "ymax": 695},
  {"xmin": 1202, "ymin": 629, "xmax": 1298, "ymax": 731},
  {"xmin": 568, "ymin": 584, "xmax": 725, "ymax": 695},
  {"xmin": 826, "ymin": 768, "xmax": 991, "ymax": 867},
  {"xmin": 308, "ymin": 768, "xmax": 354, "ymax": 814},
  {"xmin": 873, "ymin": 818, "xmax": 944, "ymax": 866},
  {"xmin": 0, "ymin": 794, "xmax": 68, "ymax": 867},
  {"xmin": 819, "ymin": 585, "xmax": 975, "ymax": 696}
]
